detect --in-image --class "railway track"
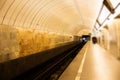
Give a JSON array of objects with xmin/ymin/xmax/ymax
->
[{"xmin": 13, "ymin": 42, "xmax": 86, "ymax": 80}]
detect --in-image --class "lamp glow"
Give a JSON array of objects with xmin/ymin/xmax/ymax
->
[
  {"xmin": 96, "ymin": 22, "xmax": 100, "ymax": 29},
  {"xmin": 98, "ymin": 6, "xmax": 110, "ymax": 24},
  {"xmin": 109, "ymin": 0, "xmax": 120, "ymax": 8}
]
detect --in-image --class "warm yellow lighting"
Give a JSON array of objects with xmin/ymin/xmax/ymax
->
[{"xmin": 93, "ymin": 45, "xmax": 110, "ymax": 80}]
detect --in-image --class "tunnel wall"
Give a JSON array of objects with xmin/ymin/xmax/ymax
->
[
  {"xmin": 108, "ymin": 19, "xmax": 120, "ymax": 58},
  {"xmin": 0, "ymin": 41, "xmax": 81, "ymax": 80},
  {"xmin": 97, "ymin": 19, "xmax": 120, "ymax": 59},
  {"xmin": 0, "ymin": 24, "xmax": 74, "ymax": 62},
  {"xmin": 99, "ymin": 28, "xmax": 109, "ymax": 50}
]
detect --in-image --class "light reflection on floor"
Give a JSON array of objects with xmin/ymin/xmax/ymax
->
[{"xmin": 91, "ymin": 44, "xmax": 120, "ymax": 80}]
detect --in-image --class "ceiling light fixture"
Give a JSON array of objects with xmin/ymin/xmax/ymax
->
[{"xmin": 93, "ymin": 0, "xmax": 120, "ymax": 31}]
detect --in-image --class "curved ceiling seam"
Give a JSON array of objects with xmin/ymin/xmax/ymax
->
[
  {"xmin": 45, "ymin": 16, "xmax": 65, "ymax": 29},
  {"xmin": 27, "ymin": 0, "xmax": 72, "ymax": 28},
  {"xmin": 43, "ymin": 19, "xmax": 65, "ymax": 34},
  {"xmin": 12, "ymin": 0, "xmax": 30, "ymax": 26},
  {"xmin": 39, "ymin": 6, "xmax": 76, "ymax": 29},
  {"xmin": 30, "ymin": 2, "xmax": 67, "ymax": 28},
  {"xmin": 31, "ymin": 0, "xmax": 63, "ymax": 28},
  {"xmin": 41, "ymin": 6, "xmax": 75, "ymax": 30},
  {"xmin": 24, "ymin": 0, "xmax": 55, "ymax": 28},
  {"xmin": 33, "ymin": 2, "xmax": 67, "ymax": 29},
  {"xmin": 14, "ymin": 0, "xmax": 36, "ymax": 27},
  {"xmin": 1, "ymin": 0, "xmax": 15, "ymax": 24},
  {"xmin": 58, "ymin": 7, "xmax": 78, "ymax": 21},
  {"xmin": 28, "ymin": 1, "xmax": 52, "ymax": 28},
  {"xmin": 35, "ymin": 1, "xmax": 74, "ymax": 29},
  {"xmin": 37, "ymin": 11, "xmax": 64, "ymax": 30},
  {"xmin": 52, "ymin": 5, "xmax": 79, "ymax": 22},
  {"xmin": 35, "ymin": 5, "xmax": 77, "ymax": 31},
  {"xmin": 63, "ymin": 1, "xmax": 80, "ymax": 18},
  {"xmin": 35, "ymin": 3, "xmax": 62, "ymax": 30},
  {"xmin": 40, "ymin": 14, "xmax": 74, "ymax": 32},
  {"xmin": 29, "ymin": 0, "xmax": 61, "ymax": 28},
  {"xmin": 44, "ymin": 16, "xmax": 64, "ymax": 32},
  {"xmin": 21, "ymin": 0, "xmax": 45, "ymax": 28},
  {"xmin": 17, "ymin": 0, "xmax": 52, "ymax": 28},
  {"xmin": 0, "ymin": 0, "xmax": 9, "ymax": 23},
  {"xmin": 0, "ymin": 0, "xmax": 7, "ymax": 11},
  {"xmin": 4, "ymin": 0, "xmax": 22, "ymax": 25},
  {"xmin": 29, "ymin": 0, "xmax": 64, "ymax": 28},
  {"xmin": 0, "ymin": 0, "xmax": 83, "ymax": 34},
  {"xmin": 8, "ymin": 0, "xmax": 23, "ymax": 25},
  {"xmin": 73, "ymin": 0, "xmax": 85, "ymax": 26},
  {"xmin": 39, "ymin": 16, "xmax": 67, "ymax": 32},
  {"xmin": 14, "ymin": 0, "xmax": 43, "ymax": 27},
  {"xmin": 8, "ymin": 0, "xmax": 29, "ymax": 26}
]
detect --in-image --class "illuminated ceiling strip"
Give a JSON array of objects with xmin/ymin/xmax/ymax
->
[
  {"xmin": 103, "ymin": 0, "xmax": 115, "ymax": 13},
  {"xmin": 93, "ymin": 4, "xmax": 104, "ymax": 29},
  {"xmin": 100, "ymin": 3, "xmax": 120, "ymax": 26},
  {"xmin": 94, "ymin": 0, "xmax": 120, "ymax": 30}
]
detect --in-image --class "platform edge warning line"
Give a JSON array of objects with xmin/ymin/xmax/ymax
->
[{"xmin": 75, "ymin": 46, "xmax": 88, "ymax": 80}]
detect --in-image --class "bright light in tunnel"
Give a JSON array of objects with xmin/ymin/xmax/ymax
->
[
  {"xmin": 95, "ymin": 22, "xmax": 100, "ymax": 29},
  {"xmin": 102, "ymin": 5, "xmax": 120, "ymax": 27},
  {"xmin": 98, "ymin": 6, "xmax": 110, "ymax": 24},
  {"xmin": 109, "ymin": 0, "xmax": 120, "ymax": 8},
  {"xmin": 98, "ymin": 5, "xmax": 120, "ymax": 30},
  {"xmin": 108, "ymin": 6, "xmax": 120, "ymax": 20},
  {"xmin": 114, "ymin": 5, "xmax": 120, "ymax": 16},
  {"xmin": 106, "ymin": 19, "xmax": 114, "ymax": 26}
]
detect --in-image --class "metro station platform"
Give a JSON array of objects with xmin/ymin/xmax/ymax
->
[{"xmin": 59, "ymin": 42, "xmax": 120, "ymax": 80}]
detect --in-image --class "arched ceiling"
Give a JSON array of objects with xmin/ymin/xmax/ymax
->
[{"xmin": 0, "ymin": 0, "xmax": 103, "ymax": 35}]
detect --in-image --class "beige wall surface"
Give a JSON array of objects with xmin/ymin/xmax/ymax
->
[{"xmin": 0, "ymin": 24, "xmax": 73, "ymax": 62}]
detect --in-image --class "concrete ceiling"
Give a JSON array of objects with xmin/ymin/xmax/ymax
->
[{"xmin": 0, "ymin": 0, "xmax": 103, "ymax": 35}]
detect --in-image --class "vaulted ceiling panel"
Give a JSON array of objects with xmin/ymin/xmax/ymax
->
[{"xmin": 0, "ymin": 0, "xmax": 103, "ymax": 35}]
